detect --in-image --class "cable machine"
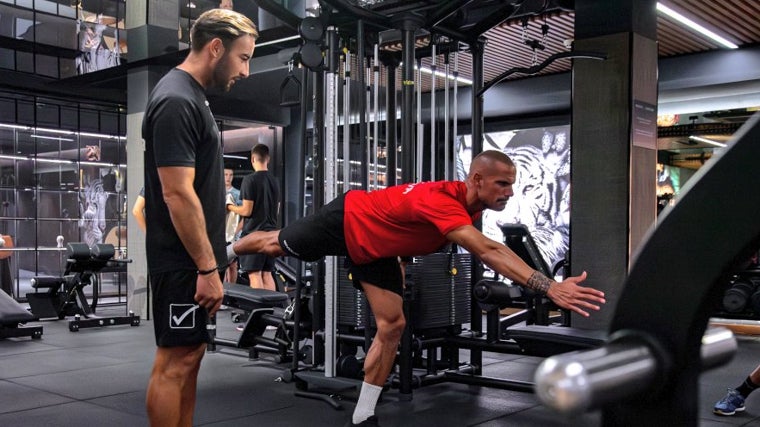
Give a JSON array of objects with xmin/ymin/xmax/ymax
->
[{"xmin": 256, "ymin": 0, "xmax": 607, "ymax": 407}]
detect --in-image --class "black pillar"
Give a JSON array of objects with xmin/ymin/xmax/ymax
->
[
  {"xmin": 570, "ymin": 0, "xmax": 658, "ymax": 331},
  {"xmin": 396, "ymin": 14, "xmax": 423, "ymax": 184}
]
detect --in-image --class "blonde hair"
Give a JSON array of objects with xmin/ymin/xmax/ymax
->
[{"xmin": 190, "ymin": 9, "xmax": 258, "ymax": 51}]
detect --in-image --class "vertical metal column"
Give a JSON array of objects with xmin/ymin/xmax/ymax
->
[
  {"xmin": 357, "ymin": 20, "xmax": 369, "ymax": 190},
  {"xmin": 468, "ymin": 38, "xmax": 486, "ymax": 375},
  {"xmin": 311, "ymin": 59, "xmax": 325, "ymax": 366},
  {"xmin": 452, "ymin": 52, "xmax": 458, "ymax": 181},
  {"xmin": 429, "ymin": 43, "xmax": 437, "ymax": 181},
  {"xmin": 372, "ymin": 44, "xmax": 380, "ymax": 188},
  {"xmin": 291, "ymin": 65, "xmax": 310, "ymax": 373},
  {"xmin": 323, "ymin": 26, "xmax": 339, "ymax": 377},
  {"xmin": 415, "ymin": 57, "xmax": 424, "ymax": 183},
  {"xmin": 366, "ymin": 58, "xmax": 373, "ymax": 187},
  {"xmin": 385, "ymin": 58, "xmax": 398, "ymax": 187},
  {"xmin": 443, "ymin": 53, "xmax": 450, "ymax": 181},
  {"xmin": 343, "ymin": 50, "xmax": 351, "ymax": 192},
  {"xmin": 470, "ymin": 38, "xmax": 485, "ymax": 156},
  {"xmin": 394, "ymin": 13, "xmax": 423, "ymax": 399},
  {"xmin": 398, "ymin": 15, "xmax": 423, "ymax": 184}
]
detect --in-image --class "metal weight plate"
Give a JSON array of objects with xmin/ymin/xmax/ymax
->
[
  {"xmin": 300, "ymin": 42, "xmax": 323, "ymax": 70},
  {"xmin": 299, "ymin": 16, "xmax": 323, "ymax": 42}
]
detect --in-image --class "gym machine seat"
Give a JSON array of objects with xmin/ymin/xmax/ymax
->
[
  {"xmin": 505, "ymin": 325, "xmax": 606, "ymax": 357},
  {"xmin": 222, "ymin": 282, "xmax": 290, "ymax": 313},
  {"xmin": 209, "ymin": 283, "xmax": 305, "ymax": 362},
  {"xmin": 0, "ymin": 289, "xmax": 43, "ymax": 340}
]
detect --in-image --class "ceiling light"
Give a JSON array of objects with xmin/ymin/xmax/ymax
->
[
  {"xmin": 408, "ymin": 64, "xmax": 473, "ymax": 85},
  {"xmin": 656, "ymin": 2, "xmax": 738, "ymax": 49},
  {"xmin": 256, "ymin": 35, "xmax": 301, "ymax": 48},
  {"xmin": 689, "ymin": 135, "xmax": 727, "ymax": 148},
  {"xmin": 30, "ymin": 135, "xmax": 75, "ymax": 142}
]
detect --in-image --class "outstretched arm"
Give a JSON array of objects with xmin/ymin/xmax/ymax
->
[{"xmin": 446, "ymin": 225, "xmax": 605, "ymax": 317}]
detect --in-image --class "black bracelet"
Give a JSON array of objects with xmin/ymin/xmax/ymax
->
[{"xmin": 197, "ymin": 266, "xmax": 218, "ymax": 276}]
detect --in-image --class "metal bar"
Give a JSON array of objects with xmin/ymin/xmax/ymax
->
[
  {"xmin": 429, "ymin": 43, "xmax": 437, "ymax": 181},
  {"xmin": 535, "ymin": 327, "xmax": 738, "ymax": 416},
  {"xmin": 372, "ymin": 43, "xmax": 380, "ymax": 189}
]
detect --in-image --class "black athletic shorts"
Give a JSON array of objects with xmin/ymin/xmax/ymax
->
[
  {"xmin": 278, "ymin": 193, "xmax": 403, "ymax": 295},
  {"xmin": 239, "ymin": 253, "xmax": 276, "ymax": 272},
  {"xmin": 278, "ymin": 193, "xmax": 349, "ymax": 261},
  {"xmin": 347, "ymin": 257, "xmax": 404, "ymax": 297},
  {"xmin": 150, "ymin": 269, "xmax": 215, "ymax": 347}
]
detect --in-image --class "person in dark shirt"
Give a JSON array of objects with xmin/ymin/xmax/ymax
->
[
  {"xmin": 141, "ymin": 8, "xmax": 257, "ymax": 426},
  {"xmin": 228, "ymin": 150, "xmax": 606, "ymax": 426},
  {"xmin": 227, "ymin": 144, "xmax": 280, "ymax": 291}
]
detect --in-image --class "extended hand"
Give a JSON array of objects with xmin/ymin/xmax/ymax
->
[
  {"xmin": 545, "ymin": 271, "xmax": 606, "ymax": 317},
  {"xmin": 195, "ymin": 273, "xmax": 224, "ymax": 316}
]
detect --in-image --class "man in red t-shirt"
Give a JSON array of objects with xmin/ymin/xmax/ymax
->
[{"xmin": 229, "ymin": 150, "xmax": 606, "ymax": 426}]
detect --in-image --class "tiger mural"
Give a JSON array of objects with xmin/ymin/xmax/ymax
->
[{"xmin": 456, "ymin": 126, "xmax": 571, "ymax": 270}]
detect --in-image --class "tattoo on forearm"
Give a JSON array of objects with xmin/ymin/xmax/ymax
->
[{"xmin": 526, "ymin": 271, "xmax": 552, "ymax": 294}]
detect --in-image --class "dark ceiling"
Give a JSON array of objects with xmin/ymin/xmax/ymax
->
[{"xmin": 23, "ymin": 0, "xmax": 760, "ymax": 152}]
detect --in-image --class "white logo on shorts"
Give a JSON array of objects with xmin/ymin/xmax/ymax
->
[
  {"xmin": 169, "ymin": 304, "xmax": 199, "ymax": 329},
  {"xmin": 281, "ymin": 239, "xmax": 300, "ymax": 257}
]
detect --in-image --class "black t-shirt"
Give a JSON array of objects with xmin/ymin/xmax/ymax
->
[
  {"xmin": 142, "ymin": 68, "xmax": 226, "ymax": 274},
  {"xmin": 240, "ymin": 170, "xmax": 280, "ymax": 235}
]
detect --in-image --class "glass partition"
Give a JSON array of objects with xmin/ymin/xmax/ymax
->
[{"xmin": 0, "ymin": 91, "xmax": 127, "ymax": 304}]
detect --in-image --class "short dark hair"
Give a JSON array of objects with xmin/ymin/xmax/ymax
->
[
  {"xmin": 251, "ymin": 143, "xmax": 269, "ymax": 161},
  {"xmin": 190, "ymin": 9, "xmax": 258, "ymax": 51}
]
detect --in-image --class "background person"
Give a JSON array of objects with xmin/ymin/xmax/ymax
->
[
  {"xmin": 714, "ymin": 364, "xmax": 760, "ymax": 416},
  {"xmin": 142, "ymin": 9, "xmax": 257, "ymax": 427},
  {"xmin": 131, "ymin": 187, "xmax": 146, "ymax": 233},
  {"xmin": 224, "ymin": 167, "xmax": 242, "ymax": 283},
  {"xmin": 227, "ymin": 143, "xmax": 280, "ymax": 291}
]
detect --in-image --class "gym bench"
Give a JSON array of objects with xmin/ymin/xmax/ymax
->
[
  {"xmin": 0, "ymin": 289, "xmax": 42, "ymax": 340},
  {"xmin": 26, "ymin": 242, "xmax": 140, "ymax": 332},
  {"xmin": 209, "ymin": 283, "xmax": 303, "ymax": 362}
]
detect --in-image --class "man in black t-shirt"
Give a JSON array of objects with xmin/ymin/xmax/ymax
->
[
  {"xmin": 227, "ymin": 143, "xmax": 280, "ymax": 290},
  {"xmin": 141, "ymin": 9, "xmax": 258, "ymax": 427}
]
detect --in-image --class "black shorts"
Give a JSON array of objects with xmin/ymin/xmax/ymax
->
[
  {"xmin": 278, "ymin": 193, "xmax": 349, "ymax": 261},
  {"xmin": 347, "ymin": 257, "xmax": 404, "ymax": 297},
  {"xmin": 150, "ymin": 269, "xmax": 213, "ymax": 347},
  {"xmin": 239, "ymin": 253, "xmax": 276, "ymax": 272}
]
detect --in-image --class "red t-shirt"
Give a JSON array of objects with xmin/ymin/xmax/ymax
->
[{"xmin": 344, "ymin": 181, "xmax": 481, "ymax": 264}]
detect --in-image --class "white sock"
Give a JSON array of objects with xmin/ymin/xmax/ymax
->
[
  {"xmin": 226, "ymin": 242, "xmax": 238, "ymax": 262},
  {"xmin": 352, "ymin": 382, "xmax": 382, "ymax": 424}
]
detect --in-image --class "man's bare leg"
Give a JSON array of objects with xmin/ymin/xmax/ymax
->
[
  {"xmin": 146, "ymin": 343, "xmax": 206, "ymax": 427},
  {"xmin": 247, "ymin": 271, "xmax": 275, "ymax": 291},
  {"xmin": 352, "ymin": 282, "xmax": 405, "ymax": 424},
  {"xmin": 232, "ymin": 230, "xmax": 284, "ymax": 257}
]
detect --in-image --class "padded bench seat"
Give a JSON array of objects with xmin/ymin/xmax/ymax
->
[
  {"xmin": 222, "ymin": 282, "xmax": 289, "ymax": 311},
  {"xmin": 30, "ymin": 276, "xmax": 66, "ymax": 290},
  {"xmin": 505, "ymin": 324, "xmax": 607, "ymax": 357}
]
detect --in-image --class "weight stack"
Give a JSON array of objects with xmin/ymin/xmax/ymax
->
[
  {"xmin": 336, "ymin": 257, "xmax": 375, "ymax": 328},
  {"xmin": 408, "ymin": 252, "xmax": 472, "ymax": 330}
]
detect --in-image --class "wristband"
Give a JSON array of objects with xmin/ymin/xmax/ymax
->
[{"xmin": 197, "ymin": 266, "xmax": 218, "ymax": 276}]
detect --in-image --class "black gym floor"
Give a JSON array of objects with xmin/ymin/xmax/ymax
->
[{"xmin": 2, "ymin": 305, "xmax": 760, "ymax": 426}]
